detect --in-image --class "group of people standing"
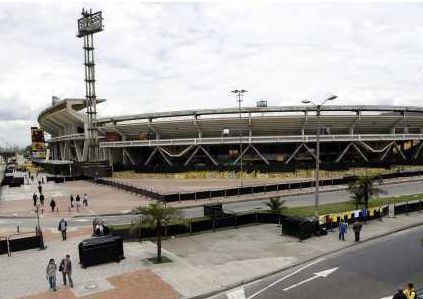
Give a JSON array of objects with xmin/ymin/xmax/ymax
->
[
  {"xmin": 69, "ymin": 193, "xmax": 90, "ymax": 211},
  {"xmin": 338, "ymin": 219, "xmax": 363, "ymax": 242},
  {"xmin": 45, "ymin": 254, "xmax": 73, "ymax": 292}
]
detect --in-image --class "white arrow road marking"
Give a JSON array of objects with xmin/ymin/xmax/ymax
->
[
  {"xmin": 247, "ymin": 258, "xmax": 326, "ymax": 299},
  {"xmin": 226, "ymin": 288, "xmax": 246, "ymax": 299},
  {"xmin": 283, "ymin": 267, "xmax": 339, "ymax": 291}
]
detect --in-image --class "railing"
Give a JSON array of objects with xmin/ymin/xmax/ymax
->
[
  {"xmin": 48, "ymin": 133, "xmax": 85, "ymax": 143},
  {"xmin": 99, "ymin": 133, "xmax": 423, "ymax": 148},
  {"xmin": 95, "ymin": 169, "xmax": 423, "ymax": 202}
]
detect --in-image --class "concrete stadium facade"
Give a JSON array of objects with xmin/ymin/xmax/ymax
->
[{"xmin": 38, "ymin": 99, "xmax": 423, "ymax": 171}]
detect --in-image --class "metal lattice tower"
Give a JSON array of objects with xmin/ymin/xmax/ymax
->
[{"xmin": 77, "ymin": 8, "xmax": 104, "ymax": 161}]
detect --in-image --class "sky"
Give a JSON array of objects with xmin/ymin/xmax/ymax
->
[{"xmin": 1, "ymin": 2, "xmax": 423, "ymax": 147}]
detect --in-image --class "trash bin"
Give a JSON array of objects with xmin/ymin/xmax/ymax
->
[{"xmin": 78, "ymin": 235, "xmax": 124, "ymax": 268}]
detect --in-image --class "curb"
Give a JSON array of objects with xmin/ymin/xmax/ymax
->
[{"xmin": 189, "ymin": 217, "xmax": 423, "ymax": 299}]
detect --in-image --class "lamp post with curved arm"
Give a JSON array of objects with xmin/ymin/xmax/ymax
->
[{"xmin": 301, "ymin": 95, "xmax": 337, "ymax": 221}]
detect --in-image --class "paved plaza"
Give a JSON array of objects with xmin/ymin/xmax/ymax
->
[
  {"xmin": 0, "ymin": 179, "xmax": 150, "ymax": 218},
  {"xmin": 0, "ymin": 210, "xmax": 422, "ymax": 298},
  {"xmin": 2, "ymin": 176, "xmax": 423, "ymax": 298}
]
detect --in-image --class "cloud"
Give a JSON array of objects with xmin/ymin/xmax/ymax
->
[{"xmin": 1, "ymin": 3, "xmax": 423, "ymax": 146}]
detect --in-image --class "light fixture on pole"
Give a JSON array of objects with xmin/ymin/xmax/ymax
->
[
  {"xmin": 231, "ymin": 89, "xmax": 248, "ymax": 187},
  {"xmin": 301, "ymin": 94, "xmax": 337, "ymax": 221}
]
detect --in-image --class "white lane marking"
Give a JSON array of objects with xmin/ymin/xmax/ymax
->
[
  {"xmin": 74, "ymin": 219, "xmax": 90, "ymax": 222},
  {"xmin": 282, "ymin": 267, "xmax": 339, "ymax": 292},
  {"xmin": 247, "ymin": 258, "xmax": 326, "ymax": 299},
  {"xmin": 226, "ymin": 288, "xmax": 246, "ymax": 299},
  {"xmin": 0, "ymin": 220, "xmax": 24, "ymax": 224},
  {"xmin": 380, "ymin": 296, "xmax": 393, "ymax": 299},
  {"xmin": 208, "ymin": 280, "xmax": 262, "ymax": 299}
]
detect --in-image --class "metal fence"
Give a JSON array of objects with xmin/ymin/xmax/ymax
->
[{"xmin": 96, "ymin": 168, "xmax": 423, "ymax": 202}]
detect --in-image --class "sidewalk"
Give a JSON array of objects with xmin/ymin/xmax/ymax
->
[
  {"xmin": 0, "ymin": 180, "xmax": 151, "ymax": 218},
  {"xmin": 3, "ymin": 175, "xmax": 422, "ymax": 219},
  {"xmin": 1, "ymin": 211, "xmax": 423, "ymax": 299}
]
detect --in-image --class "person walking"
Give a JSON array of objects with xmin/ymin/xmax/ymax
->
[
  {"xmin": 50, "ymin": 198, "xmax": 56, "ymax": 212},
  {"xmin": 352, "ymin": 219, "xmax": 363, "ymax": 242},
  {"xmin": 58, "ymin": 218, "xmax": 67, "ymax": 241},
  {"xmin": 70, "ymin": 194, "xmax": 74, "ymax": 208},
  {"xmin": 59, "ymin": 254, "xmax": 73, "ymax": 288},
  {"xmin": 403, "ymin": 283, "xmax": 416, "ymax": 299},
  {"xmin": 32, "ymin": 193, "xmax": 38, "ymax": 207},
  {"xmin": 38, "ymin": 184, "xmax": 43, "ymax": 194},
  {"xmin": 39, "ymin": 193, "xmax": 45, "ymax": 206},
  {"xmin": 46, "ymin": 258, "xmax": 57, "ymax": 292},
  {"xmin": 338, "ymin": 220, "xmax": 347, "ymax": 241},
  {"xmin": 83, "ymin": 194, "xmax": 88, "ymax": 207},
  {"xmin": 75, "ymin": 195, "xmax": 81, "ymax": 210}
]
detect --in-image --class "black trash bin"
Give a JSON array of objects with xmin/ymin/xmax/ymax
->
[{"xmin": 78, "ymin": 235, "xmax": 124, "ymax": 268}]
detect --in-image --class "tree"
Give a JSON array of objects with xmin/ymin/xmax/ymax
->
[
  {"xmin": 133, "ymin": 202, "xmax": 181, "ymax": 262},
  {"xmin": 348, "ymin": 175, "xmax": 385, "ymax": 211},
  {"xmin": 350, "ymin": 192, "xmax": 363, "ymax": 210},
  {"xmin": 265, "ymin": 197, "xmax": 286, "ymax": 214}
]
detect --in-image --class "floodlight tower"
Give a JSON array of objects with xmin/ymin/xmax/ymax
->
[{"xmin": 77, "ymin": 8, "xmax": 104, "ymax": 161}]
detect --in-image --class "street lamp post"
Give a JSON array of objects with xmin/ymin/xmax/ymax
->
[
  {"xmin": 231, "ymin": 89, "xmax": 248, "ymax": 187},
  {"xmin": 301, "ymin": 95, "xmax": 337, "ymax": 221}
]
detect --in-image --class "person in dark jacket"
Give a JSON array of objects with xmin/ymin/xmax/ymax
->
[
  {"xmin": 32, "ymin": 193, "xmax": 38, "ymax": 207},
  {"xmin": 50, "ymin": 199, "xmax": 56, "ymax": 212},
  {"xmin": 59, "ymin": 254, "xmax": 73, "ymax": 287},
  {"xmin": 39, "ymin": 193, "xmax": 45, "ymax": 206},
  {"xmin": 69, "ymin": 194, "xmax": 74, "ymax": 208},
  {"xmin": 58, "ymin": 218, "xmax": 67, "ymax": 240},
  {"xmin": 393, "ymin": 289, "xmax": 407, "ymax": 299},
  {"xmin": 352, "ymin": 219, "xmax": 363, "ymax": 242}
]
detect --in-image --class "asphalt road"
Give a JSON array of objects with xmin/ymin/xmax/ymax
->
[
  {"xmin": 2, "ymin": 180, "xmax": 423, "ymax": 229},
  {"xmin": 215, "ymin": 226, "xmax": 423, "ymax": 299},
  {"xmin": 182, "ymin": 180, "xmax": 423, "ymax": 218}
]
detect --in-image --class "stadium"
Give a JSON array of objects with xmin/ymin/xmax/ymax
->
[{"xmin": 38, "ymin": 99, "xmax": 423, "ymax": 173}]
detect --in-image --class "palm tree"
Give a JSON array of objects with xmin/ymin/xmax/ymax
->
[
  {"xmin": 133, "ymin": 202, "xmax": 180, "ymax": 262},
  {"xmin": 348, "ymin": 175, "xmax": 385, "ymax": 211},
  {"xmin": 265, "ymin": 197, "xmax": 286, "ymax": 214}
]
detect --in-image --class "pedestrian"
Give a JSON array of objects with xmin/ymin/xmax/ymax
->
[
  {"xmin": 70, "ymin": 194, "xmax": 74, "ymax": 208},
  {"xmin": 58, "ymin": 218, "xmax": 67, "ymax": 241},
  {"xmin": 38, "ymin": 184, "xmax": 42, "ymax": 194},
  {"xmin": 46, "ymin": 258, "xmax": 57, "ymax": 292},
  {"xmin": 75, "ymin": 195, "xmax": 80, "ymax": 207},
  {"xmin": 361, "ymin": 208, "xmax": 367, "ymax": 224},
  {"xmin": 352, "ymin": 219, "xmax": 363, "ymax": 242},
  {"xmin": 50, "ymin": 198, "xmax": 56, "ymax": 212},
  {"xmin": 40, "ymin": 193, "xmax": 45, "ymax": 206},
  {"xmin": 59, "ymin": 254, "xmax": 73, "ymax": 288},
  {"xmin": 38, "ymin": 179, "xmax": 41, "ymax": 186},
  {"xmin": 338, "ymin": 220, "xmax": 347, "ymax": 241},
  {"xmin": 403, "ymin": 283, "xmax": 416, "ymax": 299},
  {"xmin": 83, "ymin": 194, "xmax": 88, "ymax": 207},
  {"xmin": 32, "ymin": 192, "xmax": 38, "ymax": 207}
]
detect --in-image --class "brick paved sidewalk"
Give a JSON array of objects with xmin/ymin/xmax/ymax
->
[
  {"xmin": 22, "ymin": 269, "xmax": 180, "ymax": 299},
  {"xmin": 0, "ymin": 180, "xmax": 151, "ymax": 218}
]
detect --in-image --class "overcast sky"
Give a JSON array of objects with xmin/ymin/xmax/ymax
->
[{"xmin": 1, "ymin": 2, "xmax": 423, "ymax": 147}]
